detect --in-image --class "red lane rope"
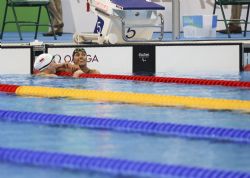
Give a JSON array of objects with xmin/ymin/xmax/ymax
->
[
  {"xmin": 56, "ymin": 72, "xmax": 250, "ymax": 88},
  {"xmin": 0, "ymin": 84, "xmax": 19, "ymax": 93}
]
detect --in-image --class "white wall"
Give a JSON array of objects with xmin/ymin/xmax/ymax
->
[
  {"xmin": 156, "ymin": 44, "xmax": 241, "ymax": 74},
  {"xmin": 0, "ymin": 48, "xmax": 31, "ymax": 74},
  {"xmin": 0, "ymin": 44, "xmax": 241, "ymax": 75},
  {"xmin": 62, "ymin": 0, "xmax": 249, "ymax": 33},
  {"xmin": 62, "ymin": 0, "xmax": 97, "ymax": 33}
]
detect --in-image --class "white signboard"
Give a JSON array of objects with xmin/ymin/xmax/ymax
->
[
  {"xmin": 0, "ymin": 47, "xmax": 31, "ymax": 74},
  {"xmin": 156, "ymin": 44, "xmax": 241, "ymax": 74},
  {"xmin": 47, "ymin": 46, "xmax": 133, "ymax": 74}
]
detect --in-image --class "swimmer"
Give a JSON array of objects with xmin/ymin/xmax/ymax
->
[
  {"xmin": 56, "ymin": 48, "xmax": 100, "ymax": 78},
  {"xmin": 55, "ymin": 60, "xmax": 84, "ymax": 78},
  {"xmin": 33, "ymin": 53, "xmax": 58, "ymax": 77},
  {"xmin": 72, "ymin": 48, "xmax": 100, "ymax": 75},
  {"xmin": 34, "ymin": 53, "xmax": 84, "ymax": 78}
]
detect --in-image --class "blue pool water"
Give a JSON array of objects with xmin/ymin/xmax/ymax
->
[{"xmin": 0, "ymin": 73, "xmax": 250, "ymax": 178}]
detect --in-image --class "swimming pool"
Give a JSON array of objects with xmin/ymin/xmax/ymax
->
[{"xmin": 0, "ymin": 72, "xmax": 250, "ymax": 178}]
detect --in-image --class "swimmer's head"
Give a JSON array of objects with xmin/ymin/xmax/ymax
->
[
  {"xmin": 72, "ymin": 48, "xmax": 87, "ymax": 66},
  {"xmin": 72, "ymin": 48, "xmax": 86, "ymax": 57},
  {"xmin": 34, "ymin": 53, "xmax": 54, "ymax": 71}
]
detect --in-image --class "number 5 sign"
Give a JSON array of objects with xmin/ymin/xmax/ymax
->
[{"xmin": 94, "ymin": 16, "xmax": 104, "ymax": 33}]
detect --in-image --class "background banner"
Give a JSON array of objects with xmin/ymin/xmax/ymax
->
[
  {"xmin": 0, "ymin": 44, "xmax": 241, "ymax": 75},
  {"xmin": 47, "ymin": 46, "xmax": 133, "ymax": 74}
]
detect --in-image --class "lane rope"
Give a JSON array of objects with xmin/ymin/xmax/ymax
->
[
  {"xmin": 57, "ymin": 72, "xmax": 250, "ymax": 89},
  {"xmin": 0, "ymin": 84, "xmax": 19, "ymax": 93},
  {"xmin": 0, "ymin": 110, "xmax": 249, "ymax": 144},
  {"xmin": 1, "ymin": 84, "xmax": 250, "ymax": 113},
  {"xmin": 0, "ymin": 147, "xmax": 249, "ymax": 178}
]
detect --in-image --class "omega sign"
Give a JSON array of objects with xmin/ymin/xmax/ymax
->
[
  {"xmin": 138, "ymin": 53, "xmax": 150, "ymax": 62},
  {"xmin": 52, "ymin": 54, "xmax": 99, "ymax": 63},
  {"xmin": 87, "ymin": 54, "xmax": 99, "ymax": 63}
]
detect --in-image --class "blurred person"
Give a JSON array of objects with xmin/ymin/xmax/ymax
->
[
  {"xmin": 218, "ymin": 5, "xmax": 242, "ymax": 34},
  {"xmin": 44, "ymin": 0, "xmax": 64, "ymax": 36}
]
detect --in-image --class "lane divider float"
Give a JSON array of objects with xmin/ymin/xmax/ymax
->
[
  {"xmin": 0, "ymin": 109, "xmax": 249, "ymax": 143},
  {"xmin": 1, "ymin": 84, "xmax": 250, "ymax": 113},
  {"xmin": 57, "ymin": 72, "xmax": 250, "ymax": 88},
  {"xmin": 0, "ymin": 147, "xmax": 249, "ymax": 178}
]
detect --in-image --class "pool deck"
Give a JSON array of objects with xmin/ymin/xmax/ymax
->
[{"xmin": 1, "ymin": 32, "xmax": 250, "ymax": 46}]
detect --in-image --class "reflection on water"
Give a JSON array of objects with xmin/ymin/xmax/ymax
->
[{"xmin": 0, "ymin": 73, "xmax": 250, "ymax": 178}]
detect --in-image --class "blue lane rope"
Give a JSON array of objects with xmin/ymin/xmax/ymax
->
[
  {"xmin": 0, "ymin": 109, "xmax": 250, "ymax": 144},
  {"xmin": 0, "ymin": 147, "xmax": 249, "ymax": 178}
]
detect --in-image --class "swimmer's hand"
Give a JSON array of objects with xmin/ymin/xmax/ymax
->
[
  {"xmin": 35, "ymin": 73, "xmax": 57, "ymax": 77},
  {"xmin": 57, "ymin": 62, "xmax": 81, "ymax": 73},
  {"xmin": 72, "ymin": 69, "xmax": 84, "ymax": 78},
  {"xmin": 69, "ymin": 64, "xmax": 81, "ymax": 73}
]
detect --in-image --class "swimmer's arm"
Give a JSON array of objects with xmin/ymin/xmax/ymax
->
[
  {"xmin": 89, "ymin": 69, "xmax": 100, "ymax": 74},
  {"xmin": 34, "ymin": 73, "xmax": 57, "ymax": 77},
  {"xmin": 57, "ymin": 62, "xmax": 81, "ymax": 73}
]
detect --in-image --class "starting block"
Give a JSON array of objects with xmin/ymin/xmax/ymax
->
[{"xmin": 74, "ymin": 0, "xmax": 165, "ymax": 44}]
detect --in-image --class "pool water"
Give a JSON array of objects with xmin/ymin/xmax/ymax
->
[{"xmin": 0, "ymin": 72, "xmax": 250, "ymax": 178}]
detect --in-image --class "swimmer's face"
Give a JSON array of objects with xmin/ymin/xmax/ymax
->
[{"xmin": 73, "ymin": 51, "xmax": 87, "ymax": 66}]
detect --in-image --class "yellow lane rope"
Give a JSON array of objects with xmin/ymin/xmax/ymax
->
[{"xmin": 16, "ymin": 86, "xmax": 250, "ymax": 113}]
